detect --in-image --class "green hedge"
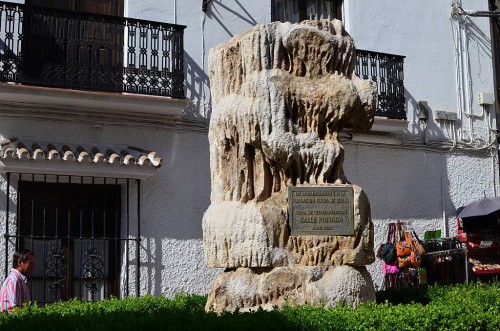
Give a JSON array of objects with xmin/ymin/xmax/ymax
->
[{"xmin": 1, "ymin": 282, "xmax": 500, "ymax": 331}]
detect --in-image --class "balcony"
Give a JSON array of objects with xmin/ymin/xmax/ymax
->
[
  {"xmin": 0, "ymin": 1, "xmax": 185, "ymax": 98},
  {"xmin": 356, "ymin": 49, "xmax": 406, "ymax": 120}
]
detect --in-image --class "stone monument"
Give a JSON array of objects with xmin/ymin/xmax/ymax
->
[{"xmin": 203, "ymin": 19, "xmax": 377, "ymax": 312}]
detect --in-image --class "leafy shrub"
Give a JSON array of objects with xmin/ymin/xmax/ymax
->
[{"xmin": 1, "ymin": 282, "xmax": 499, "ymax": 331}]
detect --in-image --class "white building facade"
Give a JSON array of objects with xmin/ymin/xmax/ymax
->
[{"xmin": 0, "ymin": 0, "xmax": 499, "ymax": 301}]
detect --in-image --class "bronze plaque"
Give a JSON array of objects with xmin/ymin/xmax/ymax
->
[{"xmin": 288, "ymin": 186, "xmax": 354, "ymax": 236}]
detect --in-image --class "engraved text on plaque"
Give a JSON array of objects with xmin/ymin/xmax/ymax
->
[{"xmin": 288, "ymin": 186, "xmax": 354, "ymax": 236}]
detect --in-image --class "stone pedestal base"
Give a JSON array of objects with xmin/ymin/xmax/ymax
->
[
  {"xmin": 203, "ymin": 185, "xmax": 374, "ymax": 269},
  {"xmin": 205, "ymin": 265, "xmax": 375, "ymax": 313}
]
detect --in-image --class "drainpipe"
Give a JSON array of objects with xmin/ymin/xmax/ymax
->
[
  {"xmin": 441, "ymin": 175, "xmax": 449, "ymax": 237},
  {"xmin": 174, "ymin": 0, "xmax": 177, "ymax": 24}
]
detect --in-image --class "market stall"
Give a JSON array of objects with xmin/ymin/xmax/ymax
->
[
  {"xmin": 457, "ymin": 198, "xmax": 500, "ymax": 279},
  {"xmin": 378, "ymin": 222, "xmax": 469, "ymax": 290}
]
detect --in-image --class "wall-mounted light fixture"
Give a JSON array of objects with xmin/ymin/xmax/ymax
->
[{"xmin": 202, "ymin": 0, "xmax": 214, "ymax": 12}]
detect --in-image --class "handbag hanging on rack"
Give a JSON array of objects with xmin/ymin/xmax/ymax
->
[
  {"xmin": 382, "ymin": 260, "xmax": 399, "ymax": 275},
  {"xmin": 411, "ymin": 230, "xmax": 426, "ymax": 256},
  {"xmin": 381, "ymin": 223, "xmax": 397, "ymax": 263},
  {"xmin": 409, "ymin": 249, "xmax": 422, "ymax": 267},
  {"xmin": 402, "ymin": 230, "xmax": 421, "ymax": 267},
  {"xmin": 396, "ymin": 222, "xmax": 412, "ymax": 257},
  {"xmin": 398, "ymin": 255, "xmax": 413, "ymax": 268}
]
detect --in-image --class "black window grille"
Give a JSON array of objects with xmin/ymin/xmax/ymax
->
[
  {"xmin": 271, "ymin": 0, "xmax": 343, "ymax": 23},
  {"xmin": 2, "ymin": 173, "xmax": 141, "ymax": 304},
  {"xmin": 355, "ymin": 50, "xmax": 406, "ymax": 120},
  {"xmin": 0, "ymin": 1, "xmax": 185, "ymax": 98}
]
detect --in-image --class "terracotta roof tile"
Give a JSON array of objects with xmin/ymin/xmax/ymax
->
[{"xmin": 0, "ymin": 138, "xmax": 162, "ymax": 169}]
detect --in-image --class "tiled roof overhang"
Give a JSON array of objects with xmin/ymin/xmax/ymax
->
[{"xmin": 0, "ymin": 138, "xmax": 162, "ymax": 180}]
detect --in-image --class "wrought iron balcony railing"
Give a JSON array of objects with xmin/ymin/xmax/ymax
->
[
  {"xmin": 0, "ymin": 1, "xmax": 185, "ymax": 98},
  {"xmin": 356, "ymin": 49, "xmax": 406, "ymax": 120}
]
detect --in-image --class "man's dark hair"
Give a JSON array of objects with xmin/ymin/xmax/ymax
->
[{"xmin": 12, "ymin": 249, "xmax": 35, "ymax": 268}]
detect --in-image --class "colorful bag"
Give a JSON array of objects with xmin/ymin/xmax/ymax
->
[
  {"xmin": 396, "ymin": 222, "xmax": 411, "ymax": 257},
  {"xmin": 382, "ymin": 260, "xmax": 399, "ymax": 275},
  {"xmin": 409, "ymin": 250, "xmax": 422, "ymax": 267},
  {"xmin": 404, "ymin": 230, "xmax": 422, "ymax": 267},
  {"xmin": 396, "ymin": 242, "xmax": 412, "ymax": 257},
  {"xmin": 411, "ymin": 231, "xmax": 426, "ymax": 256},
  {"xmin": 397, "ymin": 255, "xmax": 412, "ymax": 268}
]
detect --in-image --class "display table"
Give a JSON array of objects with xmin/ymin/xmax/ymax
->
[
  {"xmin": 466, "ymin": 245, "xmax": 500, "ymax": 275},
  {"xmin": 457, "ymin": 214, "xmax": 500, "ymax": 277}
]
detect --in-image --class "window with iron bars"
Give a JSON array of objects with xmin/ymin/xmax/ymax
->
[
  {"xmin": 271, "ymin": 0, "xmax": 343, "ymax": 23},
  {"xmin": 2, "ymin": 173, "xmax": 141, "ymax": 305}
]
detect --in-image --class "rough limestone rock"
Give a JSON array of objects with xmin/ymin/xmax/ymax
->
[
  {"xmin": 203, "ymin": 19, "xmax": 377, "ymax": 311},
  {"xmin": 204, "ymin": 184, "xmax": 374, "ymax": 267},
  {"xmin": 315, "ymin": 265, "xmax": 375, "ymax": 308},
  {"xmin": 205, "ymin": 265, "xmax": 375, "ymax": 312},
  {"xmin": 203, "ymin": 19, "xmax": 376, "ymax": 268}
]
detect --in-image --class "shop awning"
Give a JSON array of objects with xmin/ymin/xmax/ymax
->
[{"xmin": 0, "ymin": 138, "xmax": 163, "ymax": 179}]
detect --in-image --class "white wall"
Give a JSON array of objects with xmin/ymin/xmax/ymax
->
[
  {"xmin": 346, "ymin": 0, "xmax": 494, "ymax": 123},
  {"xmin": 343, "ymin": 0, "xmax": 497, "ymax": 288},
  {"xmin": 0, "ymin": 115, "xmax": 219, "ymax": 297},
  {"xmin": 1, "ymin": 0, "xmax": 498, "ymax": 294}
]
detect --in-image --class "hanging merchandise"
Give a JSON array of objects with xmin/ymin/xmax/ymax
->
[
  {"xmin": 396, "ymin": 222, "xmax": 412, "ymax": 257},
  {"xmin": 383, "ymin": 267, "xmax": 419, "ymax": 290},
  {"xmin": 457, "ymin": 211, "xmax": 500, "ymax": 278},
  {"xmin": 410, "ymin": 251, "xmax": 422, "ymax": 267},
  {"xmin": 382, "ymin": 260, "xmax": 399, "ymax": 275},
  {"xmin": 380, "ymin": 222, "xmax": 421, "ymax": 290},
  {"xmin": 411, "ymin": 230, "xmax": 426, "ymax": 256},
  {"xmin": 398, "ymin": 255, "xmax": 413, "ymax": 268},
  {"xmin": 396, "ymin": 244, "xmax": 412, "ymax": 257},
  {"xmin": 404, "ymin": 230, "xmax": 422, "ymax": 267},
  {"xmin": 381, "ymin": 223, "xmax": 397, "ymax": 263}
]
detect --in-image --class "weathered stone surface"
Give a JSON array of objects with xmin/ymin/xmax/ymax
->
[
  {"xmin": 203, "ymin": 192, "xmax": 288, "ymax": 268},
  {"xmin": 205, "ymin": 265, "xmax": 375, "ymax": 313},
  {"xmin": 203, "ymin": 184, "xmax": 374, "ymax": 267},
  {"xmin": 207, "ymin": 19, "xmax": 376, "ymax": 203},
  {"xmin": 315, "ymin": 265, "xmax": 376, "ymax": 308},
  {"xmin": 288, "ymin": 185, "xmax": 374, "ymax": 266},
  {"xmin": 203, "ymin": 19, "xmax": 377, "ymax": 311},
  {"xmin": 203, "ymin": 19, "xmax": 376, "ymax": 269}
]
